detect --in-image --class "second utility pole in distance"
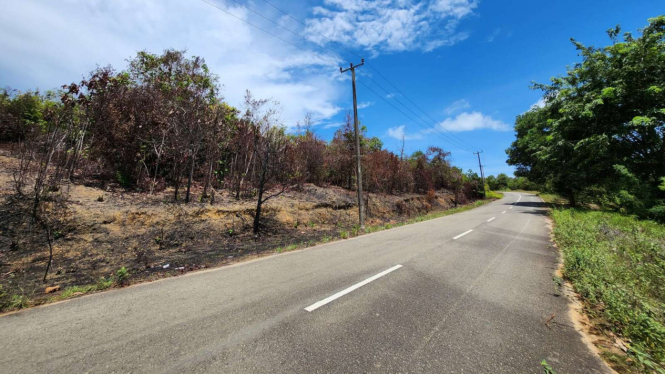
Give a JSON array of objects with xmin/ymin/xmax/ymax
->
[
  {"xmin": 341, "ymin": 59, "xmax": 365, "ymax": 230},
  {"xmin": 474, "ymin": 151, "xmax": 487, "ymax": 199}
]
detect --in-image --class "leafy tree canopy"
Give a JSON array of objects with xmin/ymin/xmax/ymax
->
[{"xmin": 507, "ymin": 16, "xmax": 665, "ymax": 216}]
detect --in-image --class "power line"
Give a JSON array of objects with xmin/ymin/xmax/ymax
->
[
  {"xmin": 226, "ymin": 0, "xmax": 343, "ymax": 62},
  {"xmin": 355, "ymin": 80, "xmax": 464, "ymax": 149},
  {"xmin": 356, "ymin": 70, "xmax": 475, "ymax": 152},
  {"xmin": 259, "ymin": 0, "xmax": 477, "ymax": 151},
  {"xmin": 260, "ymin": 0, "xmax": 365, "ymax": 60},
  {"xmin": 365, "ymin": 63, "xmax": 477, "ymax": 151},
  {"xmin": 200, "ymin": 0, "xmax": 474, "ymax": 151},
  {"xmin": 200, "ymin": 0, "xmax": 338, "ymax": 68}
]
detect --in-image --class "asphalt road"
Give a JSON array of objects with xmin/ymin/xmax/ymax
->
[{"xmin": 1, "ymin": 193, "xmax": 611, "ymax": 373}]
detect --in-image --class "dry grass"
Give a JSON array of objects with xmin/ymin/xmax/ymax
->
[{"xmin": 0, "ymin": 150, "xmax": 492, "ymax": 312}]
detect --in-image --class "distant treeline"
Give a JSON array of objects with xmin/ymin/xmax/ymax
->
[
  {"xmin": 0, "ymin": 50, "xmax": 486, "ymax": 233},
  {"xmin": 507, "ymin": 16, "xmax": 665, "ymax": 220},
  {"xmin": 485, "ymin": 174, "xmax": 539, "ymax": 192}
]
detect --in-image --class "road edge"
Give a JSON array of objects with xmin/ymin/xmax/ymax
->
[
  {"xmin": 547, "ymin": 215, "xmax": 617, "ymax": 374},
  {"xmin": 0, "ymin": 195, "xmax": 502, "ymax": 317}
]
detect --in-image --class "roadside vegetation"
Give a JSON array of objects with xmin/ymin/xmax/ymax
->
[
  {"xmin": 0, "ymin": 49, "xmax": 502, "ymax": 313},
  {"xmin": 0, "ymin": 191, "xmax": 498, "ymax": 313},
  {"xmin": 542, "ymin": 193, "xmax": 665, "ymax": 373}
]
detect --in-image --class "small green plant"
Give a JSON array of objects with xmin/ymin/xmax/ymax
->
[
  {"xmin": 115, "ymin": 170, "xmax": 131, "ymax": 188},
  {"xmin": 96, "ymin": 276, "xmax": 114, "ymax": 290},
  {"xmin": 307, "ymin": 221, "xmax": 315, "ymax": 228},
  {"xmin": 10, "ymin": 294, "xmax": 30, "ymax": 310},
  {"xmin": 340, "ymin": 230, "xmax": 349, "ymax": 239},
  {"xmin": 0, "ymin": 285, "xmax": 7, "ymax": 310},
  {"xmin": 628, "ymin": 346, "xmax": 665, "ymax": 374},
  {"xmin": 275, "ymin": 243, "xmax": 299, "ymax": 253},
  {"xmin": 56, "ymin": 276, "xmax": 115, "ymax": 301},
  {"xmin": 364, "ymin": 225, "xmax": 378, "ymax": 233},
  {"xmin": 551, "ymin": 275, "xmax": 563, "ymax": 287},
  {"xmin": 540, "ymin": 360, "xmax": 557, "ymax": 374},
  {"xmin": 321, "ymin": 235, "xmax": 331, "ymax": 243},
  {"xmin": 60, "ymin": 285, "xmax": 93, "ymax": 299},
  {"xmin": 115, "ymin": 266, "xmax": 130, "ymax": 286}
]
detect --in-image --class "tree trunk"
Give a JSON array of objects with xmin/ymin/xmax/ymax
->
[
  {"xmin": 238, "ymin": 151, "xmax": 253, "ymax": 200},
  {"xmin": 42, "ymin": 222, "xmax": 53, "ymax": 283},
  {"xmin": 151, "ymin": 156, "xmax": 160, "ymax": 195},
  {"xmin": 174, "ymin": 172, "xmax": 180, "ymax": 201},
  {"xmin": 185, "ymin": 151, "xmax": 196, "ymax": 203},
  {"xmin": 568, "ymin": 191, "xmax": 576, "ymax": 207},
  {"xmin": 253, "ymin": 150, "xmax": 269, "ymax": 235},
  {"xmin": 203, "ymin": 159, "xmax": 213, "ymax": 198}
]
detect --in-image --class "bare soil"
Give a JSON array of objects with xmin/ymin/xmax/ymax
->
[{"xmin": 0, "ymin": 149, "xmax": 462, "ymax": 310}]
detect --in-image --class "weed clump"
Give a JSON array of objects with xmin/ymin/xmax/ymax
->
[{"xmin": 115, "ymin": 267, "xmax": 130, "ymax": 286}]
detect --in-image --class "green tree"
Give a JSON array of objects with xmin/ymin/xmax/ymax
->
[
  {"xmin": 507, "ymin": 16, "xmax": 665, "ymax": 213},
  {"xmin": 495, "ymin": 173, "xmax": 510, "ymax": 190}
]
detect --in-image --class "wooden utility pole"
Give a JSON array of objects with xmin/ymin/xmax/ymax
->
[
  {"xmin": 341, "ymin": 59, "xmax": 365, "ymax": 230},
  {"xmin": 474, "ymin": 151, "xmax": 486, "ymax": 199}
]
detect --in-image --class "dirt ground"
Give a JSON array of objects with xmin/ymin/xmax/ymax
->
[{"xmin": 0, "ymin": 148, "xmax": 461, "ymax": 311}]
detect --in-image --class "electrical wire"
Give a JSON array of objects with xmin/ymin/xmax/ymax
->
[
  {"xmin": 259, "ymin": 0, "xmax": 478, "ymax": 151},
  {"xmin": 199, "ymin": 0, "xmax": 477, "ymax": 152}
]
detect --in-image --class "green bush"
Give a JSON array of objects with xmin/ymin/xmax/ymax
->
[{"xmin": 648, "ymin": 205, "xmax": 665, "ymax": 222}]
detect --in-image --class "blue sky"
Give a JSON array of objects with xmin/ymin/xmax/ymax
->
[{"xmin": 0, "ymin": 0, "xmax": 661, "ymax": 176}]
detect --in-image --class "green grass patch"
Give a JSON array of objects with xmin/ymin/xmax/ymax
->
[
  {"xmin": 552, "ymin": 208, "xmax": 665, "ymax": 372},
  {"xmin": 57, "ymin": 276, "xmax": 114, "ymax": 300},
  {"xmin": 275, "ymin": 243, "xmax": 300, "ymax": 253},
  {"xmin": 9, "ymin": 294, "xmax": 31, "ymax": 310},
  {"xmin": 486, "ymin": 191, "xmax": 504, "ymax": 199},
  {"xmin": 538, "ymin": 193, "xmax": 568, "ymax": 205}
]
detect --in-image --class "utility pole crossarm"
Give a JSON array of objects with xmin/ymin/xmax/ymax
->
[
  {"xmin": 340, "ymin": 59, "xmax": 364, "ymax": 73},
  {"xmin": 340, "ymin": 58, "xmax": 365, "ymax": 230}
]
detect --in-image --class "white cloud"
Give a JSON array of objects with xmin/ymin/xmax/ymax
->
[
  {"xmin": 305, "ymin": 0, "xmax": 478, "ymax": 54},
  {"xmin": 322, "ymin": 122, "xmax": 344, "ymax": 129},
  {"xmin": 0, "ymin": 0, "xmax": 344, "ymax": 127},
  {"xmin": 532, "ymin": 98, "xmax": 546, "ymax": 109},
  {"xmin": 357, "ymin": 101, "xmax": 373, "ymax": 109},
  {"xmin": 487, "ymin": 28, "xmax": 501, "ymax": 42},
  {"xmin": 430, "ymin": 0, "xmax": 478, "ymax": 19},
  {"xmin": 443, "ymin": 99, "xmax": 470, "ymax": 115},
  {"xmin": 386, "ymin": 125, "xmax": 423, "ymax": 140},
  {"xmin": 438, "ymin": 112, "xmax": 510, "ymax": 132},
  {"xmin": 486, "ymin": 27, "xmax": 512, "ymax": 43},
  {"xmin": 386, "ymin": 109, "xmax": 508, "ymax": 142}
]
